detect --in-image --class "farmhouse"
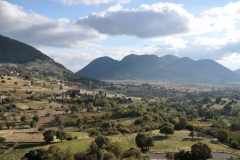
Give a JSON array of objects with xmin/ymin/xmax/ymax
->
[{"xmin": 66, "ymin": 88, "xmax": 80, "ymax": 95}]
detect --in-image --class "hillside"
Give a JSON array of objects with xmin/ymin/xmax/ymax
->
[
  {"xmin": 235, "ymin": 69, "xmax": 240, "ymax": 75},
  {"xmin": 0, "ymin": 34, "xmax": 103, "ymax": 86},
  {"xmin": 77, "ymin": 54, "xmax": 240, "ymax": 83}
]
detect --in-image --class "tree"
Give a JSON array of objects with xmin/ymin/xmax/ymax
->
[
  {"xmin": 43, "ymin": 129, "xmax": 56, "ymax": 143},
  {"xmin": 94, "ymin": 135, "xmax": 110, "ymax": 149},
  {"xmin": 11, "ymin": 122, "xmax": 16, "ymax": 128},
  {"xmin": 223, "ymin": 104, "xmax": 232, "ymax": 115},
  {"xmin": 89, "ymin": 130, "xmax": 100, "ymax": 137},
  {"xmin": 38, "ymin": 127, "xmax": 45, "ymax": 133},
  {"xmin": 30, "ymin": 120, "xmax": 37, "ymax": 128},
  {"xmin": 178, "ymin": 117, "xmax": 187, "ymax": 130},
  {"xmin": 70, "ymin": 91, "xmax": 75, "ymax": 99},
  {"xmin": 216, "ymin": 97, "xmax": 222, "ymax": 104},
  {"xmin": 20, "ymin": 115, "xmax": 27, "ymax": 122},
  {"xmin": 101, "ymin": 122, "xmax": 111, "ymax": 131},
  {"xmin": 106, "ymin": 141, "xmax": 124, "ymax": 158},
  {"xmin": 217, "ymin": 130, "xmax": 228, "ymax": 143},
  {"xmin": 56, "ymin": 130, "xmax": 67, "ymax": 142},
  {"xmin": 121, "ymin": 148, "xmax": 142, "ymax": 159},
  {"xmin": 135, "ymin": 133, "xmax": 154, "ymax": 150},
  {"xmin": 6, "ymin": 122, "xmax": 11, "ymax": 129},
  {"xmin": 142, "ymin": 114, "xmax": 152, "ymax": 122},
  {"xmin": 22, "ymin": 145, "xmax": 73, "ymax": 160},
  {"xmin": 33, "ymin": 115, "xmax": 39, "ymax": 122},
  {"xmin": 160, "ymin": 126, "xmax": 174, "ymax": 137},
  {"xmin": 189, "ymin": 131, "xmax": 195, "ymax": 139},
  {"xmin": 174, "ymin": 150, "xmax": 192, "ymax": 160},
  {"xmin": 0, "ymin": 137, "xmax": 6, "ymax": 143},
  {"xmin": 191, "ymin": 142, "xmax": 212, "ymax": 160}
]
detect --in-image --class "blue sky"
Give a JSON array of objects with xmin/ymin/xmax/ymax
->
[{"xmin": 1, "ymin": 0, "xmax": 240, "ymax": 72}]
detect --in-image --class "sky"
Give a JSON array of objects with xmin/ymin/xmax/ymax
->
[{"xmin": 1, "ymin": 0, "xmax": 240, "ymax": 72}]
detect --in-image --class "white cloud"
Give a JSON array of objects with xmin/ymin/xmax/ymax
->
[
  {"xmin": 77, "ymin": 3, "xmax": 192, "ymax": 38},
  {"xmin": 0, "ymin": 1, "xmax": 105, "ymax": 47},
  {"xmin": 216, "ymin": 53, "xmax": 240, "ymax": 70},
  {"xmin": 53, "ymin": 0, "xmax": 116, "ymax": 5},
  {"xmin": 191, "ymin": 1, "xmax": 240, "ymax": 35}
]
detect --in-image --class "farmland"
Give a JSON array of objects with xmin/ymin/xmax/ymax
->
[{"xmin": 1, "ymin": 75, "xmax": 240, "ymax": 159}]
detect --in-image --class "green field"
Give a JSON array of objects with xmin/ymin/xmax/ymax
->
[{"xmin": 1, "ymin": 130, "xmax": 238, "ymax": 160}]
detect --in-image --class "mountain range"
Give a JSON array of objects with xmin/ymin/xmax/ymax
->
[
  {"xmin": 1, "ymin": 34, "xmax": 240, "ymax": 83},
  {"xmin": 77, "ymin": 54, "xmax": 240, "ymax": 83}
]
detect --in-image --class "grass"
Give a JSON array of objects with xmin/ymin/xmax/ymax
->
[
  {"xmin": 67, "ymin": 131, "xmax": 88, "ymax": 138},
  {"xmin": 1, "ymin": 130, "xmax": 239, "ymax": 160}
]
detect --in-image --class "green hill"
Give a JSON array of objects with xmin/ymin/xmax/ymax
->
[{"xmin": 0, "ymin": 34, "xmax": 103, "ymax": 86}]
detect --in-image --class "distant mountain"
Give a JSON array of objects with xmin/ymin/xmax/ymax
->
[
  {"xmin": 0, "ymin": 34, "xmax": 102, "ymax": 86},
  {"xmin": 235, "ymin": 69, "xmax": 240, "ymax": 75},
  {"xmin": 77, "ymin": 54, "xmax": 240, "ymax": 83}
]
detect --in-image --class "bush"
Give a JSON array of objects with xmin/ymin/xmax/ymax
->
[
  {"xmin": 89, "ymin": 130, "xmax": 100, "ymax": 137},
  {"xmin": 0, "ymin": 137, "xmax": 6, "ymax": 143},
  {"xmin": 185, "ymin": 124, "xmax": 195, "ymax": 131},
  {"xmin": 106, "ymin": 131, "xmax": 121, "ymax": 135},
  {"xmin": 66, "ymin": 134, "xmax": 73, "ymax": 140},
  {"xmin": 231, "ymin": 140, "xmax": 239, "ymax": 149}
]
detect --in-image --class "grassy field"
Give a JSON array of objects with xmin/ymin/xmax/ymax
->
[{"xmin": 1, "ymin": 130, "xmax": 238, "ymax": 160}]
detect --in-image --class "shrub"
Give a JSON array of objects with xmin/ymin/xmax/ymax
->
[
  {"xmin": 231, "ymin": 140, "xmax": 239, "ymax": 149},
  {"xmin": 89, "ymin": 130, "xmax": 100, "ymax": 137}
]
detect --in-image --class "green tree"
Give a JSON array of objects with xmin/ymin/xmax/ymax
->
[
  {"xmin": 22, "ymin": 145, "xmax": 73, "ymax": 160},
  {"xmin": 135, "ymin": 133, "xmax": 154, "ymax": 150},
  {"xmin": 101, "ymin": 122, "xmax": 111, "ymax": 131},
  {"xmin": 43, "ymin": 129, "xmax": 56, "ymax": 143},
  {"xmin": 0, "ymin": 137, "xmax": 6, "ymax": 143},
  {"xmin": 189, "ymin": 131, "xmax": 195, "ymax": 139},
  {"xmin": 30, "ymin": 120, "xmax": 37, "ymax": 128},
  {"xmin": 20, "ymin": 115, "xmax": 27, "ymax": 122},
  {"xmin": 6, "ymin": 122, "xmax": 11, "ymax": 129},
  {"xmin": 56, "ymin": 130, "xmax": 67, "ymax": 142},
  {"xmin": 121, "ymin": 148, "xmax": 142, "ymax": 159},
  {"xmin": 38, "ymin": 127, "xmax": 45, "ymax": 133},
  {"xmin": 106, "ymin": 141, "xmax": 124, "ymax": 158},
  {"xmin": 70, "ymin": 91, "xmax": 75, "ymax": 99},
  {"xmin": 11, "ymin": 122, "xmax": 16, "ymax": 128},
  {"xmin": 217, "ymin": 130, "xmax": 228, "ymax": 143},
  {"xmin": 94, "ymin": 135, "xmax": 110, "ymax": 149},
  {"xmin": 160, "ymin": 126, "xmax": 174, "ymax": 137},
  {"xmin": 174, "ymin": 150, "xmax": 192, "ymax": 160},
  {"xmin": 223, "ymin": 104, "xmax": 232, "ymax": 115},
  {"xmin": 89, "ymin": 130, "xmax": 100, "ymax": 137},
  {"xmin": 191, "ymin": 142, "xmax": 212, "ymax": 160},
  {"xmin": 178, "ymin": 117, "xmax": 188, "ymax": 130},
  {"xmin": 32, "ymin": 115, "xmax": 39, "ymax": 122},
  {"xmin": 216, "ymin": 97, "xmax": 222, "ymax": 104},
  {"xmin": 142, "ymin": 114, "xmax": 152, "ymax": 122}
]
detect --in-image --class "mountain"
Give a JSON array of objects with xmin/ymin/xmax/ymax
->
[
  {"xmin": 235, "ymin": 69, "xmax": 240, "ymax": 75},
  {"xmin": 77, "ymin": 54, "xmax": 240, "ymax": 83},
  {"xmin": 0, "ymin": 34, "xmax": 102, "ymax": 86}
]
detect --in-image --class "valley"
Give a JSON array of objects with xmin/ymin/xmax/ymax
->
[{"xmin": 1, "ymin": 74, "xmax": 240, "ymax": 159}]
